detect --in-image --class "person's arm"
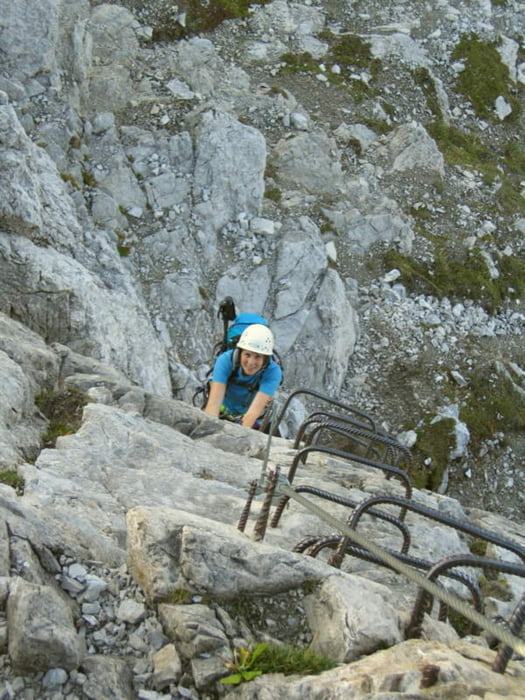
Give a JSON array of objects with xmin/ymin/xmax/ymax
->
[
  {"xmin": 204, "ymin": 381, "xmax": 226, "ymax": 418},
  {"xmin": 241, "ymin": 391, "xmax": 272, "ymax": 428}
]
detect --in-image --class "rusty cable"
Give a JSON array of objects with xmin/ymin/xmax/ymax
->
[{"xmin": 275, "ymin": 483, "xmax": 525, "ymax": 661}]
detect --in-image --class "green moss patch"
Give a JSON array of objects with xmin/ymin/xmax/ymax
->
[
  {"xmin": 161, "ymin": 588, "xmax": 193, "ymax": 604},
  {"xmin": 427, "ymin": 121, "xmax": 497, "ymax": 175},
  {"xmin": 468, "ymin": 538, "xmax": 488, "ymax": 557},
  {"xmin": 330, "ymin": 34, "xmax": 380, "ymax": 78},
  {"xmin": 479, "ymin": 574, "xmax": 513, "ymax": 601},
  {"xmin": 411, "ymin": 417, "xmax": 456, "ymax": 490},
  {"xmin": 426, "ymin": 121, "xmax": 525, "ymax": 215},
  {"xmin": 451, "ymin": 33, "xmax": 518, "ymax": 121},
  {"xmin": 412, "ymin": 67, "xmax": 443, "ymax": 120},
  {"xmin": 152, "ymin": 0, "xmax": 270, "ymax": 40},
  {"xmin": 458, "ymin": 364, "xmax": 525, "ymax": 450},
  {"xmin": 0, "ymin": 469, "xmax": 25, "ymax": 495},
  {"xmin": 35, "ymin": 386, "xmax": 90, "ymax": 448},
  {"xmin": 279, "ymin": 52, "xmax": 320, "ymax": 75}
]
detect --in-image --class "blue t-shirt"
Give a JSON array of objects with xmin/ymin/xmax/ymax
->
[{"xmin": 212, "ymin": 349, "xmax": 282, "ymax": 416}]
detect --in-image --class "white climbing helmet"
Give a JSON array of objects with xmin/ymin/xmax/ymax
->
[{"xmin": 237, "ymin": 324, "xmax": 274, "ymax": 356}]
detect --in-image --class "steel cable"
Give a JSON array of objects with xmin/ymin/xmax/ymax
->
[{"xmin": 276, "ymin": 483, "xmax": 525, "ymax": 658}]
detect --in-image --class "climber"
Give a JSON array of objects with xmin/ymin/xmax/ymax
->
[{"xmin": 203, "ymin": 323, "xmax": 282, "ymax": 430}]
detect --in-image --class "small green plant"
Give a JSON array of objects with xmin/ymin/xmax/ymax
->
[
  {"xmin": 361, "ymin": 118, "xmax": 393, "ymax": 135},
  {"xmin": 221, "ymin": 643, "xmax": 268, "ymax": 685},
  {"xmin": 265, "ymin": 186, "xmax": 282, "ymax": 202},
  {"xmin": 479, "ymin": 574, "xmax": 513, "ymax": 600},
  {"xmin": 35, "ymin": 386, "xmax": 90, "ymax": 448},
  {"xmin": 81, "ymin": 170, "xmax": 97, "ymax": 187},
  {"xmin": 197, "ymin": 469, "xmax": 214, "ymax": 480},
  {"xmin": 60, "ymin": 173, "xmax": 80, "ymax": 189},
  {"xmin": 468, "ymin": 538, "xmax": 488, "ymax": 557},
  {"xmin": 330, "ymin": 34, "xmax": 380, "ymax": 79},
  {"xmin": 459, "ymin": 364, "xmax": 525, "ymax": 451},
  {"xmin": 221, "ymin": 642, "xmax": 336, "ymax": 685},
  {"xmin": 447, "ymin": 608, "xmax": 472, "ymax": 637},
  {"xmin": 302, "ymin": 579, "xmax": 319, "ymax": 594},
  {"xmin": 162, "ymin": 588, "xmax": 192, "ymax": 604},
  {"xmin": 279, "ymin": 51, "xmax": 320, "ymax": 75},
  {"xmin": 412, "ymin": 66, "xmax": 443, "ymax": 120},
  {"xmin": 115, "ymin": 230, "xmax": 132, "ymax": 257},
  {"xmin": 495, "ymin": 176, "xmax": 525, "ymax": 216},
  {"xmin": 0, "ymin": 470, "xmax": 25, "ymax": 495},
  {"xmin": 411, "ymin": 417, "xmax": 456, "ymax": 490}
]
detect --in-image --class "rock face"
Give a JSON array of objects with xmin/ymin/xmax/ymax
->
[
  {"xmin": 0, "ymin": 0, "xmax": 523, "ymax": 485},
  {"xmin": 0, "ymin": 311, "xmax": 524, "ymax": 698},
  {"xmin": 0, "ymin": 0, "xmax": 524, "ymax": 697}
]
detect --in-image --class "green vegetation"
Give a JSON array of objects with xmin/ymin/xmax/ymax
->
[
  {"xmin": 162, "ymin": 588, "xmax": 193, "ymax": 604},
  {"xmin": 458, "ymin": 364, "xmax": 525, "ymax": 451},
  {"xmin": 152, "ymin": 0, "xmax": 270, "ymax": 41},
  {"xmin": 221, "ymin": 642, "xmax": 336, "ymax": 685},
  {"xmin": 302, "ymin": 579, "xmax": 319, "ymax": 594},
  {"xmin": 408, "ymin": 359, "xmax": 525, "ymax": 478},
  {"xmin": 279, "ymin": 51, "xmax": 320, "ymax": 75},
  {"xmin": 383, "ymin": 247, "xmax": 525, "ymax": 314},
  {"xmin": 451, "ymin": 33, "xmax": 518, "ymax": 122},
  {"xmin": 264, "ymin": 159, "xmax": 282, "ymax": 201},
  {"xmin": 330, "ymin": 34, "xmax": 380, "ymax": 79},
  {"xmin": 495, "ymin": 177, "xmax": 525, "ymax": 216},
  {"xmin": 60, "ymin": 173, "xmax": 80, "ymax": 189},
  {"xmin": 277, "ymin": 34, "xmax": 381, "ymax": 101},
  {"xmin": 479, "ymin": 574, "xmax": 513, "ymax": 600},
  {"xmin": 468, "ymin": 538, "xmax": 488, "ymax": 557},
  {"xmin": 69, "ymin": 135, "xmax": 82, "ymax": 149},
  {"xmin": 35, "ymin": 386, "xmax": 90, "ymax": 448},
  {"xmin": 411, "ymin": 417, "xmax": 456, "ymax": 490},
  {"xmin": 115, "ymin": 230, "xmax": 132, "ymax": 257},
  {"xmin": 361, "ymin": 118, "xmax": 394, "ymax": 136},
  {"xmin": 447, "ymin": 608, "xmax": 473, "ymax": 637},
  {"xmin": 412, "ymin": 67, "xmax": 443, "ymax": 120},
  {"xmin": 0, "ymin": 469, "xmax": 25, "ymax": 495},
  {"xmin": 81, "ymin": 170, "xmax": 97, "ymax": 188},
  {"xmin": 427, "ymin": 121, "xmax": 496, "ymax": 175},
  {"xmin": 264, "ymin": 186, "xmax": 282, "ymax": 202},
  {"xmin": 424, "ymin": 122, "xmax": 525, "ymax": 216}
]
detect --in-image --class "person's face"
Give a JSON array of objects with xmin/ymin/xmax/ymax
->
[{"xmin": 240, "ymin": 350, "xmax": 266, "ymax": 375}]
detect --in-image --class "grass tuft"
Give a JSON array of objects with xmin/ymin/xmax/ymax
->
[
  {"xmin": 35, "ymin": 386, "xmax": 90, "ymax": 448},
  {"xmin": 0, "ymin": 470, "xmax": 25, "ymax": 495},
  {"xmin": 451, "ymin": 33, "xmax": 518, "ymax": 122},
  {"xmin": 411, "ymin": 417, "xmax": 456, "ymax": 490},
  {"xmin": 221, "ymin": 642, "xmax": 336, "ymax": 685}
]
